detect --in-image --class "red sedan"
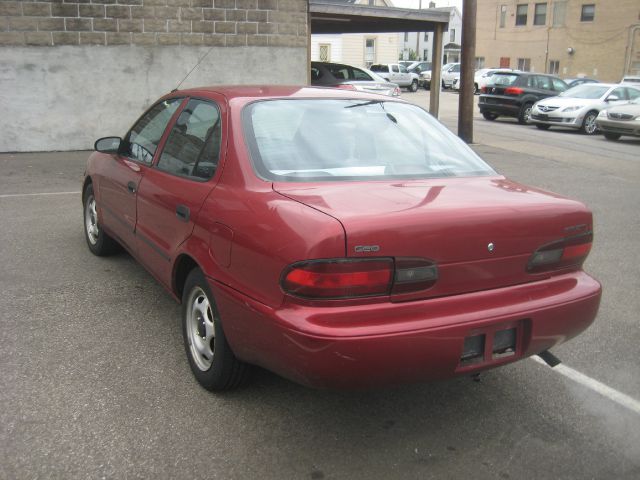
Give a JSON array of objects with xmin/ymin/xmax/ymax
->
[{"xmin": 83, "ymin": 86, "xmax": 601, "ymax": 390}]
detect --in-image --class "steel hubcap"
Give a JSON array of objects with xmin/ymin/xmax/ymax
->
[
  {"xmin": 186, "ymin": 287, "xmax": 215, "ymax": 371},
  {"xmin": 85, "ymin": 196, "xmax": 99, "ymax": 245}
]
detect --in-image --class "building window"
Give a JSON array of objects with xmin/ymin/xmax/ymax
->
[
  {"xmin": 500, "ymin": 5, "xmax": 507, "ymax": 28},
  {"xmin": 581, "ymin": 4, "xmax": 595, "ymax": 22},
  {"xmin": 500, "ymin": 57, "xmax": 510, "ymax": 68},
  {"xmin": 319, "ymin": 44, "xmax": 331, "ymax": 62},
  {"xmin": 365, "ymin": 38, "xmax": 376, "ymax": 67},
  {"xmin": 404, "ymin": 32, "xmax": 409, "ymax": 42},
  {"xmin": 553, "ymin": 0, "xmax": 567, "ymax": 26},
  {"xmin": 424, "ymin": 32, "xmax": 429, "ymax": 41},
  {"xmin": 549, "ymin": 60, "xmax": 559, "ymax": 74},
  {"xmin": 450, "ymin": 28, "xmax": 456, "ymax": 42},
  {"xmin": 517, "ymin": 58, "xmax": 531, "ymax": 71},
  {"xmin": 534, "ymin": 3, "xmax": 547, "ymax": 25},
  {"xmin": 475, "ymin": 57, "xmax": 485, "ymax": 69},
  {"xmin": 516, "ymin": 4, "xmax": 528, "ymax": 26},
  {"xmin": 423, "ymin": 49, "xmax": 429, "ymax": 61}
]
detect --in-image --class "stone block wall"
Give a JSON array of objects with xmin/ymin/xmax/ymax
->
[{"xmin": 0, "ymin": 0, "xmax": 308, "ymax": 48}]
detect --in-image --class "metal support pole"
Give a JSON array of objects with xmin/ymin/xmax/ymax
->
[
  {"xmin": 416, "ymin": 0, "xmax": 422, "ymax": 60},
  {"xmin": 458, "ymin": 0, "xmax": 477, "ymax": 143},
  {"xmin": 429, "ymin": 22, "xmax": 443, "ymax": 118}
]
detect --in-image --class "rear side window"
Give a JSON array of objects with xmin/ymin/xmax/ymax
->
[
  {"xmin": 392, "ymin": 65, "xmax": 400, "ymax": 73},
  {"xmin": 243, "ymin": 99, "xmax": 495, "ymax": 182},
  {"xmin": 370, "ymin": 65, "xmax": 385, "ymax": 72},
  {"xmin": 156, "ymin": 99, "xmax": 221, "ymax": 180},
  {"xmin": 125, "ymin": 99, "xmax": 181, "ymax": 164}
]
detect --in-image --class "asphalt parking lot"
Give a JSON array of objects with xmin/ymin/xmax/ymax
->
[{"xmin": 1, "ymin": 91, "xmax": 639, "ymax": 479}]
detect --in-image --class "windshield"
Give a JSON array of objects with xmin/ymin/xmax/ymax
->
[
  {"xmin": 243, "ymin": 99, "xmax": 496, "ymax": 182},
  {"xmin": 490, "ymin": 73, "xmax": 519, "ymax": 86},
  {"xmin": 560, "ymin": 84, "xmax": 610, "ymax": 99}
]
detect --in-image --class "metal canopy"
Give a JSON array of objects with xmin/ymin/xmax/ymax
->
[{"xmin": 309, "ymin": 0, "xmax": 450, "ymax": 34}]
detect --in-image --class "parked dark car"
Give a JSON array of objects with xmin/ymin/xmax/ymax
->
[
  {"xmin": 311, "ymin": 61, "xmax": 401, "ymax": 97},
  {"xmin": 83, "ymin": 86, "xmax": 601, "ymax": 391},
  {"xmin": 479, "ymin": 72, "xmax": 569, "ymax": 124},
  {"xmin": 564, "ymin": 77, "xmax": 599, "ymax": 88}
]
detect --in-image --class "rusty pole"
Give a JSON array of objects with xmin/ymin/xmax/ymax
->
[{"xmin": 458, "ymin": 0, "xmax": 477, "ymax": 143}]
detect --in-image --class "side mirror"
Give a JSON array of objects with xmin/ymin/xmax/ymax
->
[
  {"xmin": 95, "ymin": 137, "xmax": 122, "ymax": 153},
  {"xmin": 605, "ymin": 95, "xmax": 620, "ymax": 102},
  {"xmin": 415, "ymin": 67, "xmax": 422, "ymax": 74}
]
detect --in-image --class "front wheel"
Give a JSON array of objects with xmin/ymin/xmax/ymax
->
[
  {"xmin": 580, "ymin": 111, "xmax": 599, "ymax": 135},
  {"xmin": 604, "ymin": 132, "xmax": 621, "ymax": 141},
  {"xmin": 482, "ymin": 112, "xmax": 498, "ymax": 121},
  {"xmin": 409, "ymin": 80, "xmax": 418, "ymax": 92},
  {"xmin": 182, "ymin": 268, "xmax": 248, "ymax": 391},
  {"xmin": 83, "ymin": 183, "xmax": 119, "ymax": 256},
  {"xmin": 518, "ymin": 102, "xmax": 533, "ymax": 125}
]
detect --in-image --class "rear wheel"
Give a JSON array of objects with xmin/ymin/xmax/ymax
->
[
  {"xmin": 182, "ymin": 268, "xmax": 248, "ymax": 391},
  {"xmin": 482, "ymin": 112, "xmax": 498, "ymax": 121},
  {"xmin": 409, "ymin": 79, "xmax": 418, "ymax": 92},
  {"xmin": 580, "ymin": 111, "xmax": 599, "ymax": 135},
  {"xmin": 83, "ymin": 183, "xmax": 119, "ymax": 256},
  {"xmin": 604, "ymin": 132, "xmax": 621, "ymax": 141},
  {"xmin": 518, "ymin": 102, "xmax": 533, "ymax": 125},
  {"xmin": 535, "ymin": 124, "xmax": 551, "ymax": 130}
]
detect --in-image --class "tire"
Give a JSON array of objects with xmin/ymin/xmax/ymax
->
[
  {"xmin": 409, "ymin": 79, "xmax": 418, "ymax": 92},
  {"xmin": 580, "ymin": 111, "xmax": 599, "ymax": 135},
  {"xmin": 482, "ymin": 112, "xmax": 498, "ymax": 121},
  {"xmin": 535, "ymin": 124, "xmax": 551, "ymax": 130},
  {"xmin": 442, "ymin": 80, "xmax": 446, "ymax": 89},
  {"xmin": 424, "ymin": 82, "xmax": 430, "ymax": 91},
  {"xmin": 83, "ymin": 183, "xmax": 119, "ymax": 256},
  {"xmin": 182, "ymin": 268, "xmax": 248, "ymax": 391},
  {"xmin": 473, "ymin": 83, "xmax": 478, "ymax": 95},
  {"xmin": 518, "ymin": 102, "xmax": 533, "ymax": 125},
  {"xmin": 604, "ymin": 132, "xmax": 621, "ymax": 141}
]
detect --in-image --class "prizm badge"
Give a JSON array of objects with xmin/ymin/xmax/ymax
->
[
  {"xmin": 355, "ymin": 245, "xmax": 380, "ymax": 253},
  {"xmin": 487, "ymin": 242, "xmax": 495, "ymax": 253}
]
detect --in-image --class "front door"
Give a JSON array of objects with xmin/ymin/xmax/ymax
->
[
  {"xmin": 98, "ymin": 98, "xmax": 182, "ymax": 251},
  {"xmin": 135, "ymin": 97, "xmax": 225, "ymax": 285}
]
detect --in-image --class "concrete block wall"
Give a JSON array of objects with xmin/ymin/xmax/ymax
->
[{"xmin": 0, "ymin": 1, "xmax": 309, "ymax": 152}]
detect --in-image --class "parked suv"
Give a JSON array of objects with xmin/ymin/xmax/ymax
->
[
  {"xmin": 479, "ymin": 72, "xmax": 568, "ymax": 124},
  {"xmin": 370, "ymin": 64, "xmax": 419, "ymax": 92}
]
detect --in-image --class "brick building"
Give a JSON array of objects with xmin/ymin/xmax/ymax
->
[{"xmin": 475, "ymin": 0, "xmax": 640, "ymax": 81}]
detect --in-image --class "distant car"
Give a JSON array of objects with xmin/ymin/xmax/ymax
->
[
  {"xmin": 564, "ymin": 78, "xmax": 599, "ymax": 88},
  {"xmin": 311, "ymin": 62, "xmax": 401, "ymax": 97},
  {"xmin": 596, "ymin": 95, "xmax": 640, "ymax": 140},
  {"xmin": 454, "ymin": 68, "xmax": 516, "ymax": 94},
  {"xmin": 530, "ymin": 83, "xmax": 640, "ymax": 134},
  {"xmin": 479, "ymin": 72, "xmax": 569, "ymax": 124},
  {"xmin": 620, "ymin": 76, "xmax": 640, "ymax": 85},
  {"xmin": 407, "ymin": 61, "xmax": 431, "ymax": 75},
  {"xmin": 398, "ymin": 60, "xmax": 414, "ymax": 69},
  {"xmin": 441, "ymin": 63, "xmax": 461, "ymax": 89},
  {"xmin": 370, "ymin": 63, "xmax": 419, "ymax": 92},
  {"xmin": 84, "ymin": 86, "xmax": 601, "ymax": 390}
]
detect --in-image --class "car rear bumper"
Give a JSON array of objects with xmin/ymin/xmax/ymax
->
[
  {"xmin": 478, "ymin": 96, "xmax": 521, "ymax": 117},
  {"xmin": 596, "ymin": 118, "xmax": 640, "ymax": 137},
  {"xmin": 212, "ymin": 271, "xmax": 601, "ymax": 389}
]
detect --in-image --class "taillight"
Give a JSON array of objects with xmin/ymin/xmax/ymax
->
[
  {"xmin": 334, "ymin": 84, "xmax": 356, "ymax": 91},
  {"xmin": 393, "ymin": 86, "xmax": 401, "ymax": 96},
  {"xmin": 527, "ymin": 232, "xmax": 593, "ymax": 273},
  {"xmin": 281, "ymin": 258, "xmax": 438, "ymax": 300},
  {"xmin": 505, "ymin": 87, "xmax": 524, "ymax": 95},
  {"xmin": 481, "ymin": 86, "xmax": 488, "ymax": 93}
]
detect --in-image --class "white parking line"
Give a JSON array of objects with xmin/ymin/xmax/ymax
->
[
  {"xmin": 532, "ymin": 356, "xmax": 640, "ymax": 415},
  {"xmin": 0, "ymin": 191, "xmax": 81, "ymax": 198}
]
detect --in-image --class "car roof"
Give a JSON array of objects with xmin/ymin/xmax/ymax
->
[{"xmin": 168, "ymin": 85, "xmax": 407, "ymax": 103}]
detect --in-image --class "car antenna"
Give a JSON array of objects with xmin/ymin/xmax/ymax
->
[{"xmin": 171, "ymin": 46, "xmax": 216, "ymax": 93}]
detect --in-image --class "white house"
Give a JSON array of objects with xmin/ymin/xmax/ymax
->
[{"xmin": 399, "ymin": 5, "xmax": 462, "ymax": 64}]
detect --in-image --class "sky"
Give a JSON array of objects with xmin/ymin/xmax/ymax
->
[{"xmin": 391, "ymin": 0, "xmax": 463, "ymax": 10}]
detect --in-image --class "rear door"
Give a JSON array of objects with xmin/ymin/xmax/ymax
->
[
  {"xmin": 98, "ymin": 98, "xmax": 182, "ymax": 251},
  {"xmin": 135, "ymin": 97, "xmax": 225, "ymax": 284}
]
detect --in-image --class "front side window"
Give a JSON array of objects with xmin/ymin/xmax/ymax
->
[
  {"xmin": 244, "ymin": 99, "xmax": 495, "ymax": 182},
  {"xmin": 156, "ymin": 99, "xmax": 221, "ymax": 180},
  {"xmin": 516, "ymin": 4, "xmax": 528, "ymax": 26},
  {"xmin": 392, "ymin": 65, "xmax": 399, "ymax": 73},
  {"xmin": 125, "ymin": 99, "xmax": 181, "ymax": 164},
  {"xmin": 627, "ymin": 88, "xmax": 640, "ymax": 100},
  {"xmin": 581, "ymin": 4, "xmax": 595, "ymax": 22},
  {"xmin": 536, "ymin": 75, "xmax": 552, "ymax": 90},
  {"xmin": 551, "ymin": 77, "xmax": 567, "ymax": 92},
  {"xmin": 534, "ymin": 3, "xmax": 547, "ymax": 25},
  {"xmin": 609, "ymin": 87, "xmax": 628, "ymax": 101}
]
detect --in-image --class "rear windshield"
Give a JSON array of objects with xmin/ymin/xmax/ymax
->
[
  {"xmin": 369, "ymin": 65, "xmax": 386, "ymax": 72},
  {"xmin": 490, "ymin": 73, "xmax": 520, "ymax": 86},
  {"xmin": 243, "ymin": 99, "xmax": 495, "ymax": 182},
  {"xmin": 560, "ymin": 85, "xmax": 609, "ymax": 99}
]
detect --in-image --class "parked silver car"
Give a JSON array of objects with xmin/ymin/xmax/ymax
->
[
  {"xmin": 530, "ymin": 83, "xmax": 640, "ymax": 134},
  {"xmin": 311, "ymin": 62, "xmax": 401, "ymax": 97},
  {"xmin": 596, "ymin": 96, "xmax": 640, "ymax": 140}
]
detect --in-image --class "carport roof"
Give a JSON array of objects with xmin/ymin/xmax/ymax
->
[{"xmin": 309, "ymin": 0, "xmax": 450, "ymax": 34}]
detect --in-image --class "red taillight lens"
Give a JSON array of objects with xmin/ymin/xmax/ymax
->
[
  {"xmin": 527, "ymin": 232, "xmax": 593, "ymax": 273},
  {"xmin": 334, "ymin": 84, "xmax": 357, "ymax": 91},
  {"xmin": 481, "ymin": 86, "xmax": 488, "ymax": 93},
  {"xmin": 281, "ymin": 257, "xmax": 439, "ymax": 300},
  {"xmin": 505, "ymin": 87, "xmax": 524, "ymax": 95}
]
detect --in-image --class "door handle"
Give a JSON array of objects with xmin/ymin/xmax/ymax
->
[
  {"xmin": 176, "ymin": 204, "xmax": 190, "ymax": 222},
  {"xmin": 127, "ymin": 181, "xmax": 136, "ymax": 194}
]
